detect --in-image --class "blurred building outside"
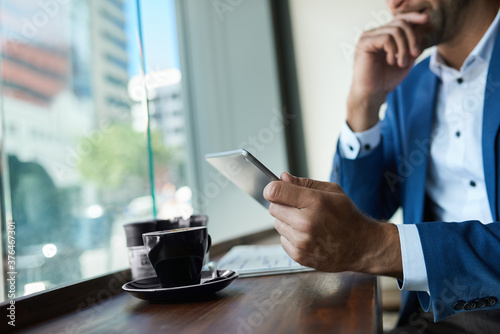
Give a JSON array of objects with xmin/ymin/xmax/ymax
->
[
  {"xmin": 1, "ymin": 0, "xmax": 132, "ymax": 296},
  {"xmin": 128, "ymin": 68, "xmax": 193, "ymax": 221}
]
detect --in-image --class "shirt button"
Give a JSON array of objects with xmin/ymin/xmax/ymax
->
[
  {"xmin": 470, "ymin": 181, "xmax": 477, "ymax": 187},
  {"xmin": 364, "ymin": 144, "xmax": 371, "ymax": 150},
  {"xmin": 457, "ymin": 78, "xmax": 464, "ymax": 84},
  {"xmin": 455, "ymin": 131, "xmax": 461, "ymax": 138}
]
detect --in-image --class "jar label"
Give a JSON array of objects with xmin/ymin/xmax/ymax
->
[{"xmin": 129, "ymin": 248, "xmax": 156, "ymax": 280}]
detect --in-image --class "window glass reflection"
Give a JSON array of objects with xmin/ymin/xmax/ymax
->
[{"xmin": 0, "ymin": 0, "xmax": 189, "ymax": 299}]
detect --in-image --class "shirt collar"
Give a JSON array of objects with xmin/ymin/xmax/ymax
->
[{"xmin": 429, "ymin": 9, "xmax": 500, "ymax": 79}]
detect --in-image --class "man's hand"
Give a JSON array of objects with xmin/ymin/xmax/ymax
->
[
  {"xmin": 347, "ymin": 12, "xmax": 428, "ymax": 132},
  {"xmin": 264, "ymin": 172, "xmax": 402, "ymax": 279}
]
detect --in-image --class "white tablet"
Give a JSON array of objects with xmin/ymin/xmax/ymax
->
[{"xmin": 205, "ymin": 149, "xmax": 279, "ymax": 208}]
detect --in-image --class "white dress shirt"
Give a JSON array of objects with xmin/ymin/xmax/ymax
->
[{"xmin": 339, "ymin": 9, "xmax": 500, "ymax": 292}]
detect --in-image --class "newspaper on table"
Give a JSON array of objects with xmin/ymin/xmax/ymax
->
[{"xmin": 216, "ymin": 244, "xmax": 314, "ymax": 277}]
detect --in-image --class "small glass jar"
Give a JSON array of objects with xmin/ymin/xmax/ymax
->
[
  {"xmin": 123, "ymin": 221, "xmax": 157, "ymax": 280},
  {"xmin": 127, "ymin": 245, "xmax": 156, "ymax": 280}
]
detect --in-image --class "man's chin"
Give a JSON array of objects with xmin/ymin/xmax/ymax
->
[{"xmin": 413, "ymin": 25, "xmax": 442, "ymax": 50}]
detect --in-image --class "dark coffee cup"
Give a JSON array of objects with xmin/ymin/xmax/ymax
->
[{"xmin": 142, "ymin": 226, "xmax": 211, "ymax": 288}]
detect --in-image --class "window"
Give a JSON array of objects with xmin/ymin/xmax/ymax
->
[
  {"xmin": 101, "ymin": 30, "xmax": 127, "ymax": 51},
  {"xmin": 0, "ymin": 0, "xmax": 292, "ymax": 303},
  {"xmin": 0, "ymin": 0, "xmax": 189, "ymax": 300},
  {"xmin": 104, "ymin": 53, "xmax": 128, "ymax": 71},
  {"xmin": 100, "ymin": 7, "xmax": 126, "ymax": 31}
]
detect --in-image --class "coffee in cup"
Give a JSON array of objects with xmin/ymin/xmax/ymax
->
[{"xmin": 142, "ymin": 226, "xmax": 211, "ymax": 288}]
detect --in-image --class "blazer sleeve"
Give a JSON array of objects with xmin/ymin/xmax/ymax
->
[
  {"xmin": 331, "ymin": 92, "xmax": 402, "ymax": 220},
  {"xmin": 332, "ymin": 91, "xmax": 500, "ymax": 322},
  {"xmin": 416, "ymin": 220, "xmax": 500, "ymax": 321}
]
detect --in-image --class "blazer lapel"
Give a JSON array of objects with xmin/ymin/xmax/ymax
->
[
  {"xmin": 405, "ymin": 67, "xmax": 439, "ymax": 224},
  {"xmin": 482, "ymin": 31, "xmax": 500, "ymax": 221}
]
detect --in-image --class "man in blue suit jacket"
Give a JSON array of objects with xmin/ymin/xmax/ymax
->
[{"xmin": 264, "ymin": 0, "xmax": 500, "ymax": 331}]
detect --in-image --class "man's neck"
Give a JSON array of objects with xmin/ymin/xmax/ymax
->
[{"xmin": 438, "ymin": 1, "xmax": 500, "ymax": 70}]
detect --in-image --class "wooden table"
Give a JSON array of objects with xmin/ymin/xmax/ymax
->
[{"xmin": 22, "ymin": 270, "xmax": 381, "ymax": 334}]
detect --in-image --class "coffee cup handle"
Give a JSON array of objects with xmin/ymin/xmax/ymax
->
[{"xmin": 207, "ymin": 234, "xmax": 212, "ymax": 253}]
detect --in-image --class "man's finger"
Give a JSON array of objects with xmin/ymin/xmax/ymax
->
[
  {"xmin": 358, "ymin": 31, "xmax": 398, "ymax": 65},
  {"xmin": 281, "ymin": 172, "xmax": 343, "ymax": 193},
  {"xmin": 371, "ymin": 26, "xmax": 411, "ymax": 67},
  {"xmin": 269, "ymin": 203, "xmax": 314, "ymax": 232},
  {"xmin": 274, "ymin": 219, "xmax": 297, "ymax": 244},
  {"xmin": 264, "ymin": 180, "xmax": 317, "ymax": 208},
  {"xmin": 386, "ymin": 19, "xmax": 422, "ymax": 57},
  {"xmin": 272, "ymin": 203, "xmax": 314, "ymax": 233},
  {"xmin": 393, "ymin": 11, "xmax": 429, "ymax": 25},
  {"xmin": 279, "ymin": 235, "xmax": 300, "ymax": 263}
]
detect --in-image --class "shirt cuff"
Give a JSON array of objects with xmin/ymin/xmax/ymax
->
[
  {"xmin": 396, "ymin": 224, "xmax": 430, "ymax": 292},
  {"xmin": 338, "ymin": 121, "xmax": 381, "ymax": 159}
]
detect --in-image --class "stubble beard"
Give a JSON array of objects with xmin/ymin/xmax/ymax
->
[{"xmin": 415, "ymin": 0, "xmax": 472, "ymax": 49}]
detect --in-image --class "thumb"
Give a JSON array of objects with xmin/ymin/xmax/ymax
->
[{"xmin": 280, "ymin": 172, "xmax": 343, "ymax": 193}]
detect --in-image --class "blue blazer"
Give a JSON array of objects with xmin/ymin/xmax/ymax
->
[{"xmin": 332, "ymin": 32, "xmax": 500, "ymax": 323}]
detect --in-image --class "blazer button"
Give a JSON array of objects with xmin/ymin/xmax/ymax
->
[
  {"xmin": 464, "ymin": 301, "xmax": 477, "ymax": 310},
  {"xmin": 474, "ymin": 299, "xmax": 487, "ymax": 308},
  {"xmin": 453, "ymin": 300, "xmax": 466, "ymax": 310},
  {"xmin": 485, "ymin": 297, "xmax": 498, "ymax": 307}
]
